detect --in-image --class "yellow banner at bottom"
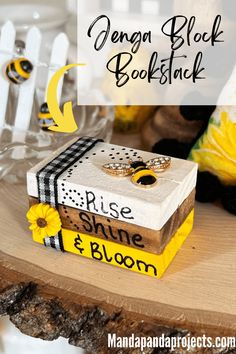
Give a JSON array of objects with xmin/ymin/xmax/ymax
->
[{"xmin": 33, "ymin": 210, "xmax": 194, "ymax": 279}]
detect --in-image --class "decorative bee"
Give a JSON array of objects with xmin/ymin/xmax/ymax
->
[
  {"xmin": 38, "ymin": 102, "xmax": 56, "ymax": 130},
  {"xmin": 5, "ymin": 58, "xmax": 33, "ymax": 84},
  {"xmin": 102, "ymin": 156, "xmax": 171, "ymax": 188}
]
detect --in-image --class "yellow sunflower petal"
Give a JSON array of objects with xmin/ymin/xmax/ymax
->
[
  {"xmin": 45, "ymin": 208, "xmax": 57, "ymax": 217},
  {"xmin": 39, "ymin": 203, "xmax": 47, "ymax": 218},
  {"xmin": 45, "ymin": 225, "xmax": 59, "ymax": 236},
  {"xmin": 190, "ymin": 110, "xmax": 236, "ymax": 184},
  {"xmin": 42, "ymin": 204, "xmax": 51, "ymax": 218},
  {"xmin": 26, "ymin": 205, "xmax": 39, "ymax": 221},
  {"xmin": 39, "ymin": 227, "xmax": 48, "ymax": 238},
  {"xmin": 29, "ymin": 223, "xmax": 38, "ymax": 231},
  {"xmin": 34, "ymin": 203, "xmax": 41, "ymax": 214},
  {"xmin": 27, "ymin": 203, "xmax": 62, "ymax": 237},
  {"xmin": 45, "ymin": 210, "xmax": 59, "ymax": 221},
  {"xmin": 27, "ymin": 215, "xmax": 37, "ymax": 224}
]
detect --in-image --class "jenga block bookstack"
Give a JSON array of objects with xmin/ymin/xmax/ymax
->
[{"xmin": 27, "ymin": 137, "xmax": 197, "ymax": 278}]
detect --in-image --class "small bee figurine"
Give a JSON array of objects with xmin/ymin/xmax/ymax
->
[
  {"xmin": 38, "ymin": 102, "xmax": 56, "ymax": 130},
  {"xmin": 102, "ymin": 156, "xmax": 171, "ymax": 188},
  {"xmin": 5, "ymin": 58, "xmax": 33, "ymax": 84}
]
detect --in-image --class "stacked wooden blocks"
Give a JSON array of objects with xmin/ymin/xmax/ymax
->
[{"xmin": 27, "ymin": 137, "xmax": 197, "ymax": 278}]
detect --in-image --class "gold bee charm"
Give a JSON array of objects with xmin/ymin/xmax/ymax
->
[
  {"xmin": 102, "ymin": 156, "xmax": 171, "ymax": 188},
  {"xmin": 5, "ymin": 58, "xmax": 33, "ymax": 84}
]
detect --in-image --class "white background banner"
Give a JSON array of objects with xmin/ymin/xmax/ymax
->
[{"xmin": 77, "ymin": 0, "xmax": 236, "ymax": 106}]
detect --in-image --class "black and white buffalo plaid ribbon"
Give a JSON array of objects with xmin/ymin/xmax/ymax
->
[{"xmin": 36, "ymin": 136, "xmax": 102, "ymax": 252}]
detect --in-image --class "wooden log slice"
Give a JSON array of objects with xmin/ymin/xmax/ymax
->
[{"xmin": 0, "ymin": 174, "xmax": 236, "ymax": 353}]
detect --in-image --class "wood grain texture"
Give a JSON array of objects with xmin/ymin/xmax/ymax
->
[
  {"xmin": 0, "ymin": 123, "xmax": 235, "ymax": 350},
  {"xmin": 29, "ymin": 190, "xmax": 195, "ymax": 255},
  {"xmin": 0, "ymin": 274, "xmax": 235, "ymax": 354},
  {"xmin": 0, "ymin": 181, "xmax": 236, "ymax": 346}
]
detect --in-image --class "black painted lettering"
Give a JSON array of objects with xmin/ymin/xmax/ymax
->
[
  {"xmin": 114, "ymin": 253, "xmax": 124, "ymax": 265},
  {"xmin": 90, "ymin": 242, "xmax": 103, "ymax": 260},
  {"xmin": 79, "ymin": 212, "xmax": 93, "ymax": 233},
  {"xmin": 107, "ymin": 223, "xmax": 118, "ymax": 240},
  {"xmin": 93, "ymin": 215, "xmax": 108, "ymax": 239},
  {"xmin": 101, "ymin": 196, "xmax": 109, "ymax": 215},
  {"xmin": 74, "ymin": 234, "xmax": 84, "ymax": 254},
  {"xmin": 86, "ymin": 191, "xmax": 98, "ymax": 213},
  {"xmin": 132, "ymin": 234, "xmax": 144, "ymax": 249},
  {"xmin": 124, "ymin": 256, "xmax": 135, "ymax": 269},
  {"xmin": 120, "ymin": 207, "xmax": 134, "ymax": 220},
  {"xmin": 118, "ymin": 229, "xmax": 131, "ymax": 245},
  {"xmin": 137, "ymin": 260, "xmax": 158, "ymax": 277},
  {"xmin": 102, "ymin": 245, "xmax": 113, "ymax": 262},
  {"xmin": 109, "ymin": 202, "xmax": 119, "ymax": 219}
]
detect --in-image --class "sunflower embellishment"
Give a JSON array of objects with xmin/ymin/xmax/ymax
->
[
  {"xmin": 189, "ymin": 111, "xmax": 236, "ymax": 185},
  {"xmin": 27, "ymin": 203, "xmax": 62, "ymax": 238}
]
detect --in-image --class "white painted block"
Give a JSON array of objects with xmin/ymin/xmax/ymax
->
[
  {"xmin": 27, "ymin": 139, "xmax": 198, "ymax": 231},
  {"xmin": 112, "ymin": 0, "xmax": 129, "ymax": 13}
]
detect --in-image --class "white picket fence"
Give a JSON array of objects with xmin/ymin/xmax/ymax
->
[{"xmin": 0, "ymin": 21, "xmax": 69, "ymax": 151}]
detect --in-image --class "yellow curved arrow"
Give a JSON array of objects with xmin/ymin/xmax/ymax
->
[{"xmin": 47, "ymin": 63, "xmax": 85, "ymax": 133}]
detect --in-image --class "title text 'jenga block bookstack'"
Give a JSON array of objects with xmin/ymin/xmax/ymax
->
[{"xmin": 27, "ymin": 137, "xmax": 197, "ymax": 278}]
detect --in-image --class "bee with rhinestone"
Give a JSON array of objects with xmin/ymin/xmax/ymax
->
[{"xmin": 102, "ymin": 156, "xmax": 171, "ymax": 188}]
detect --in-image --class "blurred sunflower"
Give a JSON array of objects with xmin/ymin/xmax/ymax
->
[
  {"xmin": 27, "ymin": 203, "xmax": 61, "ymax": 238},
  {"xmin": 114, "ymin": 105, "xmax": 156, "ymax": 132},
  {"xmin": 189, "ymin": 111, "xmax": 236, "ymax": 185}
]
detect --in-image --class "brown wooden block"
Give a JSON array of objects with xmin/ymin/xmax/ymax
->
[
  {"xmin": 1, "ymin": 183, "xmax": 236, "ymax": 344},
  {"xmin": 29, "ymin": 190, "xmax": 195, "ymax": 255}
]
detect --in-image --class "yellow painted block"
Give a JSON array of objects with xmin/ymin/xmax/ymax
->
[{"xmin": 32, "ymin": 210, "xmax": 194, "ymax": 279}]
